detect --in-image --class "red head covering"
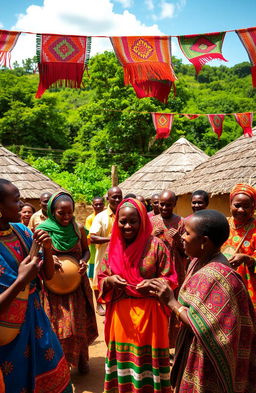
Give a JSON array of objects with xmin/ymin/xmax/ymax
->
[
  {"xmin": 108, "ymin": 198, "xmax": 153, "ymax": 296},
  {"xmin": 230, "ymin": 183, "xmax": 256, "ymax": 207}
]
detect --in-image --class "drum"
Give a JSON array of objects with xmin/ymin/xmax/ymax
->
[{"xmin": 45, "ymin": 255, "xmax": 81, "ymax": 295}]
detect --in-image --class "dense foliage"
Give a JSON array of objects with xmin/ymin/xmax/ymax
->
[{"xmin": 0, "ymin": 53, "xmax": 255, "ymax": 201}]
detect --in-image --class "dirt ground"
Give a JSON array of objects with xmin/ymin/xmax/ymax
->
[{"xmin": 71, "ymin": 311, "xmax": 106, "ymax": 393}]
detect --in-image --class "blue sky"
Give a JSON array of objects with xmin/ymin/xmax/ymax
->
[{"xmin": 1, "ymin": 0, "xmax": 256, "ymax": 66}]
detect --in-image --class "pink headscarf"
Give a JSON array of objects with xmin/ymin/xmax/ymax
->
[{"xmin": 108, "ymin": 198, "xmax": 153, "ymax": 296}]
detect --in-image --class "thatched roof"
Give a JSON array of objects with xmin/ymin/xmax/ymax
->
[
  {"xmin": 119, "ymin": 137, "xmax": 209, "ymax": 198},
  {"xmin": 0, "ymin": 145, "xmax": 64, "ymax": 199},
  {"xmin": 171, "ymin": 128, "xmax": 256, "ymax": 196}
]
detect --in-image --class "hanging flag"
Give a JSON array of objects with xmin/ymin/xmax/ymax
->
[
  {"xmin": 183, "ymin": 114, "xmax": 200, "ymax": 120},
  {"xmin": 207, "ymin": 114, "xmax": 225, "ymax": 138},
  {"xmin": 236, "ymin": 28, "xmax": 256, "ymax": 88},
  {"xmin": 234, "ymin": 112, "xmax": 253, "ymax": 137},
  {"xmin": 178, "ymin": 32, "xmax": 227, "ymax": 74},
  {"xmin": 152, "ymin": 112, "xmax": 174, "ymax": 138},
  {"xmin": 110, "ymin": 36, "xmax": 177, "ymax": 103},
  {"xmin": 0, "ymin": 30, "xmax": 21, "ymax": 68},
  {"xmin": 36, "ymin": 34, "xmax": 91, "ymax": 98}
]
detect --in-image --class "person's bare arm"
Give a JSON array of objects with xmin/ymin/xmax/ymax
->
[{"xmin": 90, "ymin": 234, "xmax": 110, "ymax": 244}]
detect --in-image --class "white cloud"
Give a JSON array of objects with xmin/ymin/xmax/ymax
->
[
  {"xmin": 159, "ymin": 1, "xmax": 175, "ymax": 19},
  {"xmin": 145, "ymin": 0, "xmax": 154, "ymax": 10},
  {"xmin": 113, "ymin": 0, "xmax": 133, "ymax": 8},
  {"xmin": 11, "ymin": 0, "xmax": 166, "ymax": 64}
]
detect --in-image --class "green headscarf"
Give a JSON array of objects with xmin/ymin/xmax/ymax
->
[{"xmin": 37, "ymin": 192, "xmax": 81, "ymax": 252}]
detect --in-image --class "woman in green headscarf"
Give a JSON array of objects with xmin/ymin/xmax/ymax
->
[{"xmin": 38, "ymin": 192, "xmax": 98, "ymax": 374}]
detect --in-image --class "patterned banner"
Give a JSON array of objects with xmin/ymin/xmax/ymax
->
[
  {"xmin": 236, "ymin": 28, "xmax": 256, "ymax": 88},
  {"xmin": 0, "ymin": 30, "xmax": 21, "ymax": 68},
  {"xmin": 36, "ymin": 34, "xmax": 91, "ymax": 98},
  {"xmin": 110, "ymin": 36, "xmax": 176, "ymax": 103},
  {"xmin": 234, "ymin": 112, "xmax": 253, "ymax": 137},
  {"xmin": 183, "ymin": 114, "xmax": 200, "ymax": 120},
  {"xmin": 152, "ymin": 112, "xmax": 174, "ymax": 138},
  {"xmin": 178, "ymin": 32, "xmax": 227, "ymax": 74},
  {"xmin": 207, "ymin": 114, "xmax": 225, "ymax": 138}
]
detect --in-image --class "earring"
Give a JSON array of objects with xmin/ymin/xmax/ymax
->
[{"xmin": 201, "ymin": 243, "xmax": 204, "ymax": 250}]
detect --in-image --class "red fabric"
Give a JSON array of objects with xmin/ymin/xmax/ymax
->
[
  {"xmin": 208, "ymin": 114, "xmax": 225, "ymax": 138},
  {"xmin": 108, "ymin": 198, "xmax": 153, "ymax": 296},
  {"xmin": 234, "ymin": 112, "xmax": 253, "ymax": 137},
  {"xmin": 230, "ymin": 183, "xmax": 256, "ymax": 206},
  {"xmin": 183, "ymin": 114, "xmax": 200, "ymax": 120},
  {"xmin": 151, "ymin": 112, "xmax": 174, "ymax": 139}
]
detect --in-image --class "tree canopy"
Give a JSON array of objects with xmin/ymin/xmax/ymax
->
[{"xmin": 1, "ymin": 52, "xmax": 255, "ymax": 201}]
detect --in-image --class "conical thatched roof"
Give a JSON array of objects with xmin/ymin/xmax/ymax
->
[
  {"xmin": 171, "ymin": 128, "xmax": 256, "ymax": 196},
  {"xmin": 0, "ymin": 145, "xmax": 64, "ymax": 199},
  {"xmin": 119, "ymin": 137, "xmax": 209, "ymax": 198}
]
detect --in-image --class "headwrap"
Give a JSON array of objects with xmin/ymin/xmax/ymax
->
[
  {"xmin": 37, "ymin": 192, "xmax": 81, "ymax": 251},
  {"xmin": 230, "ymin": 184, "xmax": 256, "ymax": 207},
  {"xmin": 108, "ymin": 198, "xmax": 153, "ymax": 296}
]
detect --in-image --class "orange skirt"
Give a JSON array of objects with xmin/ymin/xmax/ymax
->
[{"xmin": 104, "ymin": 297, "xmax": 172, "ymax": 393}]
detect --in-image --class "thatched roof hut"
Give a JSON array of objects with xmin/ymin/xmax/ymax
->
[
  {"xmin": 119, "ymin": 137, "xmax": 209, "ymax": 198},
  {"xmin": 171, "ymin": 128, "xmax": 256, "ymax": 217},
  {"xmin": 0, "ymin": 145, "xmax": 64, "ymax": 207}
]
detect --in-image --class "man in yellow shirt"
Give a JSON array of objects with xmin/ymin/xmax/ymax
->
[{"xmin": 90, "ymin": 187, "xmax": 122, "ymax": 315}]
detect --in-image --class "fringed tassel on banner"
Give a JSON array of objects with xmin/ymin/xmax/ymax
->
[
  {"xmin": 251, "ymin": 65, "xmax": 256, "ymax": 88},
  {"xmin": 36, "ymin": 63, "xmax": 85, "ymax": 98},
  {"xmin": 0, "ymin": 51, "xmax": 11, "ymax": 68},
  {"xmin": 191, "ymin": 53, "xmax": 228, "ymax": 74}
]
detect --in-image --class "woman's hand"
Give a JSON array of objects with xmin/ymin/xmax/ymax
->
[
  {"xmin": 229, "ymin": 254, "xmax": 254, "ymax": 269},
  {"xmin": 53, "ymin": 255, "xmax": 63, "ymax": 272},
  {"xmin": 17, "ymin": 255, "xmax": 40, "ymax": 285},
  {"xmin": 136, "ymin": 279, "xmax": 157, "ymax": 295},
  {"xmin": 105, "ymin": 275, "xmax": 127, "ymax": 289},
  {"xmin": 78, "ymin": 260, "xmax": 88, "ymax": 275},
  {"xmin": 33, "ymin": 229, "xmax": 52, "ymax": 251},
  {"xmin": 147, "ymin": 279, "xmax": 175, "ymax": 306},
  {"xmin": 154, "ymin": 228, "xmax": 164, "ymax": 236}
]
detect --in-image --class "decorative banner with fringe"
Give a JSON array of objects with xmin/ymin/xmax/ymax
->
[
  {"xmin": 183, "ymin": 114, "xmax": 200, "ymax": 120},
  {"xmin": 236, "ymin": 28, "xmax": 256, "ymax": 88},
  {"xmin": 207, "ymin": 114, "xmax": 225, "ymax": 138},
  {"xmin": 110, "ymin": 36, "xmax": 177, "ymax": 103},
  {"xmin": 36, "ymin": 34, "xmax": 91, "ymax": 98},
  {"xmin": 234, "ymin": 112, "xmax": 253, "ymax": 137},
  {"xmin": 152, "ymin": 112, "xmax": 174, "ymax": 138},
  {"xmin": 0, "ymin": 30, "xmax": 20, "ymax": 68},
  {"xmin": 178, "ymin": 32, "xmax": 227, "ymax": 74}
]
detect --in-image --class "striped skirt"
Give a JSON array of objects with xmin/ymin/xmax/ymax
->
[{"xmin": 104, "ymin": 297, "xmax": 172, "ymax": 393}]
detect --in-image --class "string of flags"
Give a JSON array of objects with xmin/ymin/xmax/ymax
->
[{"xmin": 0, "ymin": 28, "xmax": 255, "ymax": 139}]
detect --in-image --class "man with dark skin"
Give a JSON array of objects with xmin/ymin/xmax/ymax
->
[
  {"xmin": 148, "ymin": 193, "xmax": 160, "ymax": 218},
  {"xmin": 151, "ymin": 190, "xmax": 186, "ymax": 349},
  {"xmin": 90, "ymin": 187, "xmax": 122, "ymax": 315},
  {"xmin": 191, "ymin": 190, "xmax": 209, "ymax": 213},
  {"xmin": 29, "ymin": 192, "xmax": 52, "ymax": 232}
]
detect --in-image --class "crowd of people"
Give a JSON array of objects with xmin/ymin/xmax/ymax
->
[{"xmin": 0, "ymin": 178, "xmax": 255, "ymax": 393}]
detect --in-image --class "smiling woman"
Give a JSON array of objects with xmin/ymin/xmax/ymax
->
[{"xmin": 97, "ymin": 198, "xmax": 178, "ymax": 393}]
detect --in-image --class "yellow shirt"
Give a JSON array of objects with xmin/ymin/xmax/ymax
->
[{"xmin": 28, "ymin": 209, "xmax": 47, "ymax": 232}]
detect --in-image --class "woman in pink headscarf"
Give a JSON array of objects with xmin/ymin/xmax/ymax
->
[
  {"xmin": 97, "ymin": 198, "xmax": 177, "ymax": 393},
  {"xmin": 222, "ymin": 183, "xmax": 256, "ymax": 309}
]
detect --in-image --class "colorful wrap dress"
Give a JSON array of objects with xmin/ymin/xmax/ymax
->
[
  {"xmin": 98, "ymin": 198, "xmax": 178, "ymax": 393},
  {"xmin": 222, "ymin": 217, "xmax": 256, "ymax": 309},
  {"xmin": 171, "ymin": 256, "xmax": 256, "ymax": 393},
  {"xmin": 0, "ymin": 223, "xmax": 72, "ymax": 393}
]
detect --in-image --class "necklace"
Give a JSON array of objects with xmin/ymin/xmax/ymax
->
[
  {"xmin": 230, "ymin": 217, "xmax": 253, "ymax": 230},
  {"xmin": 0, "ymin": 227, "xmax": 13, "ymax": 237}
]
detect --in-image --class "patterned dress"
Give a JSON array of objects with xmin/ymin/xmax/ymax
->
[
  {"xmin": 171, "ymin": 256, "xmax": 256, "ymax": 393},
  {"xmin": 222, "ymin": 217, "xmax": 256, "ymax": 309},
  {"xmin": 43, "ymin": 241, "xmax": 98, "ymax": 369},
  {"xmin": 0, "ymin": 223, "xmax": 72, "ymax": 393},
  {"xmin": 151, "ymin": 214, "xmax": 186, "ymax": 348},
  {"xmin": 98, "ymin": 236, "xmax": 177, "ymax": 393}
]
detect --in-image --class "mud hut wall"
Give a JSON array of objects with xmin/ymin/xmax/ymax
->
[{"xmin": 174, "ymin": 194, "xmax": 230, "ymax": 218}]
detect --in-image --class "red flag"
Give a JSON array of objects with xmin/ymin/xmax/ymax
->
[
  {"xmin": 152, "ymin": 113, "xmax": 174, "ymax": 139},
  {"xmin": 0, "ymin": 30, "xmax": 21, "ymax": 68},
  {"xmin": 236, "ymin": 28, "xmax": 256, "ymax": 88},
  {"xmin": 183, "ymin": 114, "xmax": 200, "ymax": 120},
  {"xmin": 234, "ymin": 112, "xmax": 253, "ymax": 137},
  {"xmin": 207, "ymin": 114, "xmax": 225, "ymax": 138}
]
